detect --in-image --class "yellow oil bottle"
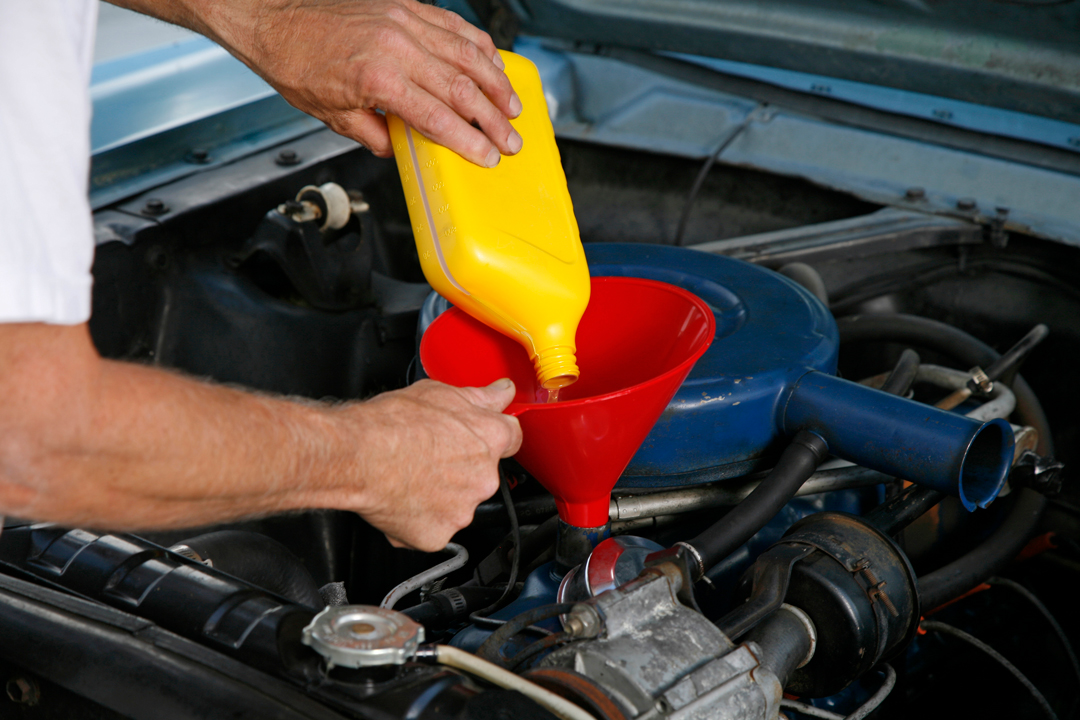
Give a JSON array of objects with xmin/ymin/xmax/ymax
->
[{"xmin": 387, "ymin": 51, "xmax": 589, "ymax": 391}]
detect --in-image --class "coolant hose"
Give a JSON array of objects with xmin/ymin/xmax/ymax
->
[
  {"xmin": 171, "ymin": 530, "xmax": 323, "ymax": 609},
  {"xmin": 687, "ymin": 431, "xmax": 829, "ymax": 574},
  {"xmin": 836, "ymin": 314, "xmax": 1051, "ymax": 608}
]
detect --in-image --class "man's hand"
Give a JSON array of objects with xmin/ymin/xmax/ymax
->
[
  {"xmin": 341, "ymin": 378, "xmax": 522, "ymax": 550},
  {"xmin": 111, "ymin": 0, "xmax": 522, "ymax": 167}
]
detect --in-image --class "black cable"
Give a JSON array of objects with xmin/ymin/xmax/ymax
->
[
  {"xmin": 672, "ymin": 112, "xmax": 757, "ymax": 247},
  {"xmin": 471, "ymin": 470, "xmax": 521, "ymax": 620},
  {"xmin": 476, "ymin": 603, "xmax": 576, "ymax": 663},
  {"xmin": 465, "ymin": 614, "xmax": 553, "ymax": 636},
  {"xmin": 988, "ymin": 577, "xmax": 1080, "ymax": 705},
  {"xmin": 921, "ymin": 620, "xmax": 1058, "ymax": 720},
  {"xmin": 506, "ymin": 632, "xmax": 574, "ymax": 670},
  {"xmin": 687, "ymin": 430, "xmax": 828, "ymax": 573},
  {"xmin": 836, "ymin": 314, "xmax": 1051, "ymax": 608}
]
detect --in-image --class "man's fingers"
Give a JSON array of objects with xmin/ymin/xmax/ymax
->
[
  {"xmin": 499, "ymin": 415, "xmax": 523, "ymax": 457},
  {"xmin": 465, "ymin": 378, "xmax": 516, "ymax": 411},
  {"xmin": 411, "ymin": 3, "xmax": 499, "ymax": 62},
  {"xmin": 418, "ymin": 24, "xmax": 518, "ymax": 121},
  {"xmin": 397, "ymin": 79, "xmax": 502, "ymax": 166},
  {"xmin": 331, "ymin": 109, "xmax": 393, "ymax": 157}
]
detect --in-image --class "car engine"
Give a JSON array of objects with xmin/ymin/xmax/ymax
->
[{"xmin": 2, "ymin": 26, "xmax": 1079, "ymax": 720}]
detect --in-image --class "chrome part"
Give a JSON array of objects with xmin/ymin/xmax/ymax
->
[{"xmin": 301, "ymin": 605, "xmax": 425, "ymax": 669}]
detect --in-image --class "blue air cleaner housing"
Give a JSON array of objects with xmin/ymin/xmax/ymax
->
[{"xmin": 587, "ymin": 244, "xmax": 1013, "ymax": 511}]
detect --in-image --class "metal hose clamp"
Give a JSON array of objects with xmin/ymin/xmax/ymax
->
[{"xmin": 675, "ymin": 541, "xmax": 706, "ymax": 581}]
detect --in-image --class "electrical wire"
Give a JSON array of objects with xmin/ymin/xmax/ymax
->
[
  {"xmin": 988, "ymin": 577, "xmax": 1080, "ymax": 709},
  {"xmin": 426, "ymin": 645, "xmax": 597, "ymax": 720},
  {"xmin": 470, "ymin": 469, "xmax": 521, "ymax": 621},
  {"xmin": 672, "ymin": 110, "xmax": 759, "ymax": 247},
  {"xmin": 779, "ymin": 700, "xmax": 845, "ymax": 720},
  {"xmin": 466, "ymin": 613, "xmax": 553, "ymax": 636},
  {"xmin": 846, "ymin": 664, "xmax": 896, "ymax": 720},
  {"xmin": 778, "ymin": 664, "xmax": 896, "ymax": 720},
  {"xmin": 476, "ymin": 603, "xmax": 577, "ymax": 663},
  {"xmin": 921, "ymin": 620, "xmax": 1058, "ymax": 720}
]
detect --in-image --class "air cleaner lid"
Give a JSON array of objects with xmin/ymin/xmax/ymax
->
[{"xmin": 585, "ymin": 243, "xmax": 838, "ymax": 486}]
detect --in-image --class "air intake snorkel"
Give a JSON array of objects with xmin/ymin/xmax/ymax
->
[{"xmin": 780, "ymin": 370, "xmax": 1013, "ymax": 511}]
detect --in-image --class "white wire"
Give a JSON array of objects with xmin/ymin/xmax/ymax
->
[
  {"xmin": 379, "ymin": 542, "xmax": 468, "ymax": 610},
  {"xmin": 433, "ymin": 645, "xmax": 597, "ymax": 720}
]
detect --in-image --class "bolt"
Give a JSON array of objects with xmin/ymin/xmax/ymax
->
[
  {"xmin": 142, "ymin": 198, "xmax": 169, "ymax": 216},
  {"xmin": 147, "ymin": 247, "xmax": 169, "ymax": 270},
  {"xmin": 956, "ymin": 197, "xmax": 977, "ymax": 211},
  {"xmin": 276, "ymin": 149, "xmax": 301, "ymax": 166},
  {"xmin": 187, "ymin": 148, "xmax": 210, "ymax": 164},
  {"xmin": 6, "ymin": 676, "xmax": 40, "ymax": 706},
  {"xmin": 905, "ymin": 187, "xmax": 926, "ymax": 201}
]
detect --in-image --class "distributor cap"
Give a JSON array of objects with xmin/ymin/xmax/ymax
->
[{"xmin": 301, "ymin": 605, "xmax": 425, "ymax": 669}]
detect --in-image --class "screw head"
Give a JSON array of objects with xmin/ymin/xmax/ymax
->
[
  {"xmin": 956, "ymin": 197, "xmax": 976, "ymax": 211},
  {"xmin": 276, "ymin": 149, "xmax": 301, "ymax": 166},
  {"xmin": 905, "ymin": 187, "xmax": 926, "ymax": 201},
  {"xmin": 187, "ymin": 148, "xmax": 210, "ymax": 164},
  {"xmin": 142, "ymin": 198, "xmax": 169, "ymax": 216}
]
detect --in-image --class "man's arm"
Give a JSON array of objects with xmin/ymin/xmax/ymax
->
[
  {"xmin": 0, "ymin": 323, "xmax": 521, "ymax": 551},
  {"xmin": 108, "ymin": 0, "xmax": 524, "ymax": 167}
]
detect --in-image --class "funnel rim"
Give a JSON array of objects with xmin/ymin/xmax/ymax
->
[{"xmin": 503, "ymin": 276, "xmax": 716, "ymax": 413}]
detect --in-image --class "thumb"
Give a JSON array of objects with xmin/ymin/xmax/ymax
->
[{"xmin": 466, "ymin": 378, "xmax": 517, "ymax": 411}]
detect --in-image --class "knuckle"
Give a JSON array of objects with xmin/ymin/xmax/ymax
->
[
  {"xmin": 456, "ymin": 37, "xmax": 480, "ymax": 67},
  {"xmin": 440, "ymin": 9, "xmax": 464, "ymax": 30},
  {"xmin": 448, "ymin": 72, "xmax": 477, "ymax": 106},
  {"xmin": 384, "ymin": 5, "xmax": 412, "ymax": 26},
  {"xmin": 422, "ymin": 103, "xmax": 456, "ymax": 137},
  {"xmin": 476, "ymin": 30, "xmax": 496, "ymax": 53}
]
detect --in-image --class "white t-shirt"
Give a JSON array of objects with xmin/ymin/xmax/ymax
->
[{"xmin": 0, "ymin": 0, "xmax": 98, "ymax": 325}]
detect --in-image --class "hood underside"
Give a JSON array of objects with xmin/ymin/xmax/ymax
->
[{"xmin": 511, "ymin": 0, "xmax": 1080, "ymax": 125}]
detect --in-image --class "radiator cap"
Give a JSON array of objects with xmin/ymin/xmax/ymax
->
[{"xmin": 302, "ymin": 605, "xmax": 424, "ymax": 668}]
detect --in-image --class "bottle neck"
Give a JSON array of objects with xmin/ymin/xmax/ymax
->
[{"xmin": 534, "ymin": 345, "xmax": 579, "ymax": 390}]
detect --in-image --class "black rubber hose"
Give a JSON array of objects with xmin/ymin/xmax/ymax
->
[
  {"xmin": 836, "ymin": 314, "xmax": 1051, "ymax": 608},
  {"xmin": 172, "ymin": 530, "xmax": 324, "ymax": 609},
  {"xmin": 836, "ymin": 314, "xmax": 1052, "ymax": 455},
  {"xmin": 866, "ymin": 484, "xmax": 946, "ymax": 536},
  {"xmin": 688, "ymin": 431, "xmax": 829, "ymax": 572},
  {"xmin": 879, "ymin": 348, "xmax": 920, "ymax": 396}
]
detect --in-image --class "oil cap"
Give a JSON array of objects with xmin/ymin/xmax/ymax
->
[{"xmin": 301, "ymin": 605, "xmax": 425, "ymax": 669}]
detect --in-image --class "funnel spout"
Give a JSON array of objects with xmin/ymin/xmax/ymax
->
[{"xmin": 780, "ymin": 371, "xmax": 1014, "ymax": 510}]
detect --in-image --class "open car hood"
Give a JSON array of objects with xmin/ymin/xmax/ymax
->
[{"xmin": 509, "ymin": 0, "xmax": 1080, "ymax": 126}]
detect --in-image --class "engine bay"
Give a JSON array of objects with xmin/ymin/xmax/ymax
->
[{"xmin": 1, "ymin": 115, "xmax": 1078, "ymax": 720}]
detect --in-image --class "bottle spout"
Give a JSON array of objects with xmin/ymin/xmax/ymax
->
[{"xmin": 534, "ymin": 346, "xmax": 579, "ymax": 390}]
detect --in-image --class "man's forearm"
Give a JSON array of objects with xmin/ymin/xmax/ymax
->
[
  {"xmin": 0, "ymin": 323, "xmax": 364, "ymax": 529},
  {"xmin": 0, "ymin": 323, "xmax": 519, "ymax": 549}
]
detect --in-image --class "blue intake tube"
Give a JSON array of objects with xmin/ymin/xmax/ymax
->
[{"xmin": 780, "ymin": 371, "xmax": 1015, "ymax": 511}]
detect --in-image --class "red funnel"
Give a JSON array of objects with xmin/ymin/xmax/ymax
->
[{"xmin": 420, "ymin": 277, "xmax": 715, "ymax": 527}]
